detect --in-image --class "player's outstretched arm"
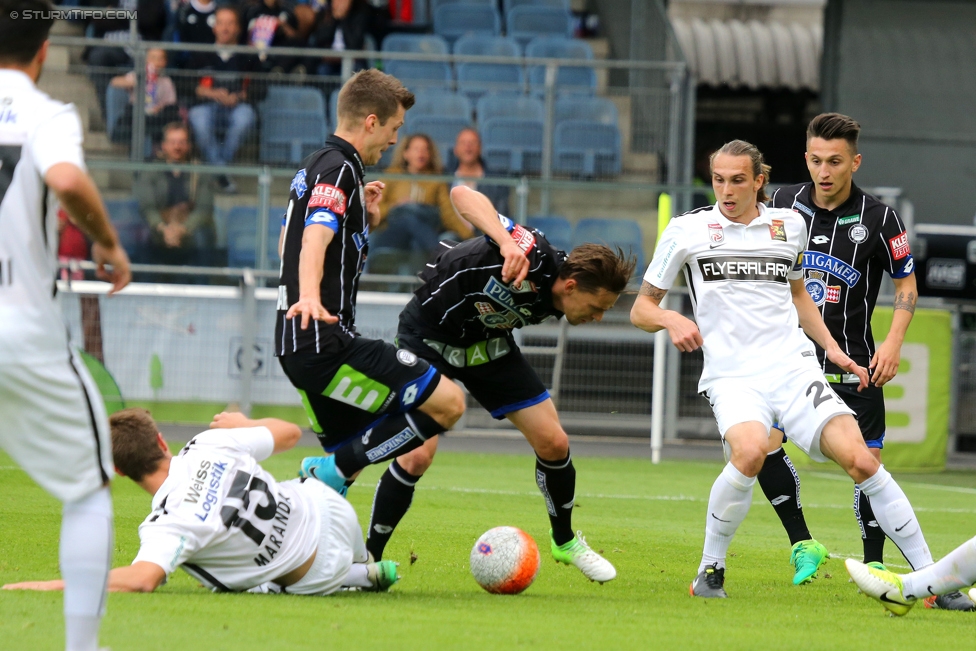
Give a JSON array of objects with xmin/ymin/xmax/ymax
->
[
  {"xmin": 630, "ymin": 281, "xmax": 703, "ymax": 352},
  {"xmin": 450, "ymin": 185, "xmax": 529, "ymax": 285},
  {"xmin": 210, "ymin": 412, "xmax": 303, "ymax": 454},
  {"xmin": 46, "ymin": 162, "xmax": 131, "ymax": 294},
  {"xmin": 790, "ymin": 278, "xmax": 868, "ymax": 389},
  {"xmin": 4, "ymin": 562, "xmax": 166, "ymax": 594},
  {"xmin": 285, "ymin": 224, "xmax": 339, "ymax": 329},
  {"xmin": 871, "ymin": 274, "xmax": 917, "ymax": 387}
]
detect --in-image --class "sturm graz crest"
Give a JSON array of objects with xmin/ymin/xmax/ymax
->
[{"xmin": 805, "ymin": 270, "xmax": 828, "ymax": 306}]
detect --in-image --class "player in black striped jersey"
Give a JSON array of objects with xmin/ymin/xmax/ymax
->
[
  {"xmin": 756, "ymin": 114, "xmax": 973, "ymax": 610},
  {"xmin": 273, "ymin": 70, "xmax": 466, "ymax": 504}
]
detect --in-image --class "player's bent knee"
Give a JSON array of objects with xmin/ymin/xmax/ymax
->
[
  {"xmin": 534, "ymin": 428, "xmax": 569, "ymax": 461},
  {"xmin": 420, "ymin": 377, "xmax": 466, "ymax": 428},
  {"xmin": 730, "ymin": 444, "xmax": 767, "ymax": 477},
  {"xmin": 398, "ymin": 438, "xmax": 438, "ymax": 475},
  {"xmin": 846, "ymin": 449, "xmax": 881, "ymax": 484}
]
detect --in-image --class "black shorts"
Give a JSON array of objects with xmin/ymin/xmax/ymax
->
[
  {"xmin": 279, "ymin": 335, "xmax": 440, "ymax": 452},
  {"xmin": 396, "ymin": 320, "xmax": 549, "ymax": 420},
  {"xmin": 777, "ymin": 381, "xmax": 886, "ymax": 448}
]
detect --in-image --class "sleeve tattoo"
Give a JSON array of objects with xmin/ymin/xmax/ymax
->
[
  {"xmin": 639, "ymin": 281, "xmax": 667, "ymax": 300},
  {"xmin": 894, "ymin": 290, "xmax": 916, "ymax": 314}
]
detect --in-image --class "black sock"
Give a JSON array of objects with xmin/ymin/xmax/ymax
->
[
  {"xmin": 366, "ymin": 460, "xmax": 420, "ymax": 561},
  {"xmin": 854, "ymin": 485, "xmax": 886, "ymax": 564},
  {"xmin": 757, "ymin": 447, "xmax": 812, "ymax": 546},
  {"xmin": 536, "ymin": 452, "xmax": 576, "ymax": 546},
  {"xmin": 334, "ymin": 410, "xmax": 445, "ymax": 477}
]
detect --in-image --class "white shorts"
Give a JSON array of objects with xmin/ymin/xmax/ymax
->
[
  {"xmin": 283, "ymin": 479, "xmax": 367, "ymax": 596},
  {"xmin": 703, "ymin": 357, "xmax": 854, "ymax": 462},
  {"xmin": 0, "ymin": 349, "xmax": 113, "ymax": 503}
]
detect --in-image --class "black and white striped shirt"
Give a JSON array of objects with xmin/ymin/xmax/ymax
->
[
  {"xmin": 275, "ymin": 136, "xmax": 367, "ymax": 356},
  {"xmin": 771, "ymin": 182, "xmax": 915, "ymax": 373}
]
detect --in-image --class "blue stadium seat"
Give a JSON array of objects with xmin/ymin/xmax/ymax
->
[
  {"xmin": 506, "ymin": 6, "xmax": 573, "ymax": 45},
  {"xmin": 227, "ymin": 206, "xmax": 287, "ymax": 268},
  {"xmin": 527, "ymin": 215, "xmax": 572, "ymax": 252},
  {"xmin": 384, "ymin": 59, "xmax": 453, "ymax": 89},
  {"xmin": 262, "ymin": 86, "xmax": 326, "ymax": 113},
  {"xmin": 476, "ymin": 93, "xmax": 544, "ymax": 122},
  {"xmin": 409, "ymin": 90, "xmax": 474, "ymax": 122},
  {"xmin": 526, "ymin": 37, "xmax": 596, "ymax": 95},
  {"xmin": 553, "ymin": 120, "xmax": 621, "ymax": 177},
  {"xmin": 330, "ymin": 88, "xmax": 340, "ymax": 127},
  {"xmin": 554, "ymin": 95, "xmax": 618, "ymax": 125},
  {"xmin": 453, "ymin": 34, "xmax": 521, "ymax": 57},
  {"xmin": 434, "ymin": 4, "xmax": 501, "ymax": 43},
  {"xmin": 573, "ymin": 218, "xmax": 643, "ymax": 272},
  {"xmin": 226, "ymin": 206, "xmax": 258, "ymax": 238},
  {"xmin": 114, "ymin": 221, "xmax": 149, "ymax": 263},
  {"xmin": 406, "ymin": 115, "xmax": 473, "ymax": 165},
  {"xmin": 104, "ymin": 198, "xmax": 142, "ymax": 225},
  {"xmin": 259, "ymin": 109, "xmax": 328, "ymax": 165},
  {"xmin": 457, "ymin": 62, "xmax": 524, "ymax": 99},
  {"xmin": 382, "ymin": 33, "xmax": 450, "ymax": 55},
  {"xmin": 507, "ymin": 0, "xmax": 569, "ymax": 8},
  {"xmin": 481, "ymin": 117, "xmax": 543, "ymax": 175},
  {"xmin": 431, "ymin": 0, "xmax": 496, "ymax": 9}
]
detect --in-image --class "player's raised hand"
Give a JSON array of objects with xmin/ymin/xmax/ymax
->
[
  {"xmin": 91, "ymin": 241, "xmax": 132, "ymax": 295},
  {"xmin": 664, "ymin": 313, "xmax": 703, "ymax": 352},
  {"xmin": 826, "ymin": 346, "xmax": 869, "ymax": 391},
  {"xmin": 210, "ymin": 412, "xmax": 253, "ymax": 429},
  {"xmin": 363, "ymin": 180, "xmax": 385, "ymax": 227},
  {"xmin": 869, "ymin": 339, "xmax": 901, "ymax": 387},
  {"xmin": 286, "ymin": 296, "xmax": 338, "ymax": 330},
  {"xmin": 498, "ymin": 239, "xmax": 529, "ymax": 286}
]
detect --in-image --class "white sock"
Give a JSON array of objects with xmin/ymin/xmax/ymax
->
[
  {"xmin": 902, "ymin": 536, "xmax": 976, "ymax": 599},
  {"xmin": 699, "ymin": 463, "xmax": 755, "ymax": 573},
  {"xmin": 342, "ymin": 563, "xmax": 373, "ymax": 589},
  {"xmin": 61, "ymin": 487, "xmax": 113, "ymax": 651},
  {"xmin": 857, "ymin": 466, "xmax": 933, "ymax": 570}
]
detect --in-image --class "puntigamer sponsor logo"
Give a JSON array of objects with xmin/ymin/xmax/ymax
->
[
  {"xmin": 802, "ymin": 252, "xmax": 862, "ymax": 287},
  {"xmin": 698, "ymin": 256, "xmax": 793, "ymax": 283}
]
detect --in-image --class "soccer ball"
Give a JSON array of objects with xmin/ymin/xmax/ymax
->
[{"xmin": 470, "ymin": 526, "xmax": 540, "ymax": 594}]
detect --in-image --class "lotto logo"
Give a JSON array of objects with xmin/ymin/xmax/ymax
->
[
  {"xmin": 308, "ymin": 184, "xmax": 347, "ymax": 215},
  {"xmin": 890, "ymin": 232, "xmax": 910, "ymax": 260},
  {"xmin": 510, "ymin": 224, "xmax": 536, "ymax": 253}
]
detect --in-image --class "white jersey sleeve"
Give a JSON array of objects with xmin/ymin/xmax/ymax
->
[
  {"xmin": 788, "ymin": 218, "xmax": 807, "ymax": 281},
  {"xmin": 643, "ymin": 219, "xmax": 688, "ymax": 290},
  {"xmin": 29, "ymin": 104, "xmax": 85, "ymax": 176},
  {"xmin": 185, "ymin": 427, "xmax": 275, "ymax": 462}
]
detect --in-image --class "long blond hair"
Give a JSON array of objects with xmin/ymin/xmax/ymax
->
[
  {"xmin": 388, "ymin": 133, "xmax": 443, "ymax": 174},
  {"xmin": 709, "ymin": 139, "xmax": 772, "ymax": 203}
]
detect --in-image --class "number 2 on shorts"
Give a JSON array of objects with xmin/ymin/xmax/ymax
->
[{"xmin": 806, "ymin": 381, "xmax": 833, "ymax": 409}]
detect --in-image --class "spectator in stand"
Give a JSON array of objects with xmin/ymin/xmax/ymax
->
[
  {"xmin": 172, "ymin": 0, "xmax": 217, "ymax": 70},
  {"xmin": 187, "ymin": 6, "xmax": 260, "ymax": 193},
  {"xmin": 243, "ymin": 0, "xmax": 308, "ymax": 73},
  {"xmin": 450, "ymin": 128, "xmax": 510, "ymax": 216},
  {"xmin": 84, "ymin": 0, "xmax": 167, "ymax": 119},
  {"xmin": 136, "ymin": 123, "xmax": 216, "ymax": 268},
  {"xmin": 372, "ymin": 133, "xmax": 475, "ymax": 254},
  {"xmin": 307, "ymin": 0, "xmax": 388, "ymax": 76},
  {"xmin": 109, "ymin": 48, "xmax": 181, "ymax": 150},
  {"xmin": 57, "ymin": 208, "xmax": 90, "ymax": 281}
]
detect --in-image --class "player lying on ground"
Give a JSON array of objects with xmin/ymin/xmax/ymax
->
[
  {"xmin": 631, "ymin": 139, "xmax": 936, "ymax": 599},
  {"xmin": 301, "ymin": 185, "xmax": 634, "ymax": 583},
  {"xmin": 845, "ymin": 536, "xmax": 976, "ymax": 616},
  {"xmin": 3, "ymin": 409, "xmax": 397, "ymax": 595}
]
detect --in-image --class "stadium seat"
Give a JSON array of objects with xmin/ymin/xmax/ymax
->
[
  {"xmin": 453, "ymin": 34, "xmax": 521, "ymax": 57},
  {"xmin": 480, "ymin": 117, "xmax": 544, "ymax": 175},
  {"xmin": 554, "ymin": 95, "xmax": 618, "ymax": 126},
  {"xmin": 406, "ymin": 115, "xmax": 473, "ymax": 165},
  {"xmin": 434, "ymin": 4, "xmax": 502, "ymax": 43},
  {"xmin": 573, "ymin": 217, "xmax": 643, "ymax": 272},
  {"xmin": 259, "ymin": 108, "xmax": 328, "ymax": 165},
  {"xmin": 226, "ymin": 206, "xmax": 287, "ymax": 268},
  {"xmin": 457, "ymin": 62, "xmax": 525, "ymax": 99},
  {"xmin": 381, "ymin": 33, "xmax": 450, "ymax": 55},
  {"xmin": 384, "ymin": 59, "xmax": 453, "ymax": 89},
  {"xmin": 114, "ymin": 221, "xmax": 150, "ymax": 263},
  {"xmin": 409, "ymin": 90, "xmax": 474, "ymax": 122},
  {"xmin": 104, "ymin": 197, "xmax": 142, "ymax": 225},
  {"xmin": 476, "ymin": 93, "xmax": 544, "ymax": 122},
  {"xmin": 507, "ymin": 0, "xmax": 569, "ymax": 9},
  {"xmin": 506, "ymin": 6, "xmax": 573, "ymax": 45},
  {"xmin": 553, "ymin": 120, "xmax": 621, "ymax": 177},
  {"xmin": 262, "ymin": 86, "xmax": 326, "ymax": 113},
  {"xmin": 527, "ymin": 215, "xmax": 572, "ymax": 252},
  {"xmin": 526, "ymin": 37, "xmax": 596, "ymax": 95}
]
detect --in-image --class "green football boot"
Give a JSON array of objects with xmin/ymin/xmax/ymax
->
[
  {"xmin": 844, "ymin": 558, "xmax": 915, "ymax": 616},
  {"xmin": 550, "ymin": 530, "xmax": 617, "ymax": 584},
  {"xmin": 790, "ymin": 539, "xmax": 829, "ymax": 585}
]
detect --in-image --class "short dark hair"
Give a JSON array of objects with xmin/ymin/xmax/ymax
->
[
  {"xmin": 337, "ymin": 69, "xmax": 415, "ymax": 126},
  {"xmin": 560, "ymin": 243, "xmax": 636, "ymax": 294},
  {"xmin": 807, "ymin": 113, "xmax": 860, "ymax": 153},
  {"xmin": 162, "ymin": 121, "xmax": 189, "ymax": 140},
  {"xmin": 0, "ymin": 0, "xmax": 54, "ymax": 65},
  {"xmin": 110, "ymin": 408, "xmax": 166, "ymax": 482}
]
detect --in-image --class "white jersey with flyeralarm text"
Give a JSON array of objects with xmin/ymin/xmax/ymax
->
[
  {"xmin": 0, "ymin": 69, "xmax": 87, "ymax": 364},
  {"xmin": 133, "ymin": 427, "xmax": 321, "ymax": 592},
  {"xmin": 644, "ymin": 202, "xmax": 813, "ymax": 391}
]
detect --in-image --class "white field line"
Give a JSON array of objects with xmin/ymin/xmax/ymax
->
[{"xmin": 807, "ymin": 471, "xmax": 976, "ymax": 495}]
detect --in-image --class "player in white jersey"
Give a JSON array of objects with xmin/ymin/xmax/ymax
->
[
  {"xmin": 4, "ymin": 409, "xmax": 399, "ymax": 595},
  {"xmin": 0, "ymin": 2, "xmax": 131, "ymax": 649},
  {"xmin": 631, "ymin": 140, "xmax": 935, "ymax": 598}
]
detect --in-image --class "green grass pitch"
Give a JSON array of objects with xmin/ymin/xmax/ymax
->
[{"xmin": 2, "ymin": 447, "xmax": 975, "ymax": 650}]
